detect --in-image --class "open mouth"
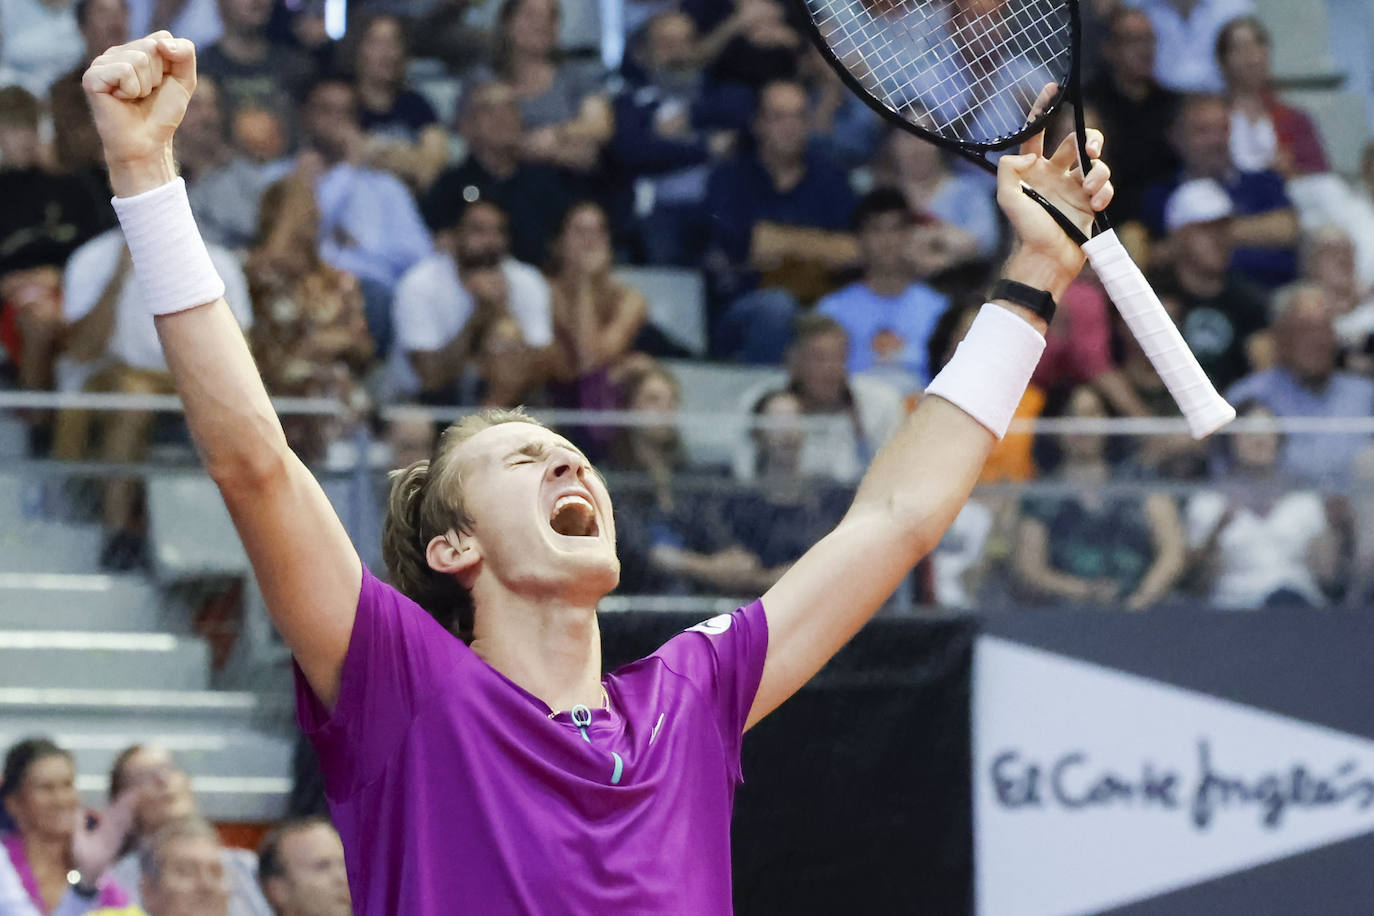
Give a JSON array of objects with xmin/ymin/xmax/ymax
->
[{"xmin": 549, "ymin": 494, "xmax": 599, "ymax": 538}]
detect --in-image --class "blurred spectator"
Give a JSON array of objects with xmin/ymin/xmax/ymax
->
[
  {"xmin": 798, "ymin": 45, "xmax": 882, "ymax": 172},
  {"xmin": 1303, "ymin": 226, "xmax": 1374, "ymax": 375},
  {"xmin": 738, "ymin": 314, "xmax": 903, "ymax": 484},
  {"xmin": 48, "ymin": 0, "xmax": 129, "ymax": 177},
  {"xmin": 179, "ymin": 76, "xmax": 269, "ymax": 251},
  {"xmin": 1228, "ymin": 282, "xmax": 1374, "ymax": 483},
  {"xmin": 107, "ymin": 745, "xmax": 269, "ymax": 916},
  {"xmin": 870, "ymin": 130, "xmax": 1000, "ymax": 269},
  {"xmin": 480, "ymin": 0, "xmax": 613, "ymax": 173},
  {"xmin": 1125, "ymin": 0, "xmax": 1255, "ymax": 93},
  {"xmin": 608, "ymin": 364, "xmax": 758, "ymax": 595},
  {"xmin": 343, "ymin": 12, "xmax": 449, "ymax": 193},
  {"xmin": 814, "ymin": 188, "xmax": 949, "ymax": 396},
  {"xmin": 701, "ymin": 0, "xmax": 800, "ymax": 93},
  {"xmin": 544, "ymin": 202, "xmax": 647, "ymax": 409},
  {"xmin": 390, "ymin": 198, "xmax": 550, "ymax": 405},
  {"xmin": 423, "ymin": 80, "xmax": 574, "ymax": 266},
  {"xmin": 1151, "ymin": 178, "xmax": 1271, "ymax": 391},
  {"xmin": 1183, "ymin": 400, "xmax": 1349, "ymax": 608},
  {"xmin": 199, "ymin": 0, "xmax": 314, "ymax": 157},
  {"xmin": 1012, "ymin": 385, "xmax": 1186, "ymax": 610},
  {"xmin": 256, "ymin": 817, "xmax": 350, "ymax": 916},
  {"xmin": 1216, "ymin": 15, "xmax": 1328, "ymax": 178},
  {"xmin": 704, "ymin": 79, "xmax": 857, "ymax": 362},
  {"xmin": 608, "ymin": 10, "xmax": 741, "ymax": 265},
  {"xmin": 137, "ymin": 818, "xmax": 229, "ymax": 916},
  {"xmin": 1143, "ymin": 94, "xmax": 1299, "ymax": 289},
  {"xmin": 409, "ymin": 0, "xmax": 490, "ymax": 76},
  {"xmin": 246, "ymin": 174, "xmax": 375, "ymax": 465},
  {"xmin": 1, "ymin": 737, "xmax": 136, "ymax": 911},
  {"xmin": 0, "ymin": 0, "xmax": 83, "ymax": 97},
  {"xmin": 292, "ymin": 75, "xmax": 433, "ymax": 293},
  {"xmin": 126, "ymin": 0, "xmax": 223, "ymax": 49},
  {"xmin": 1084, "ymin": 6, "xmax": 1181, "ymax": 225},
  {"xmin": 52, "ymin": 228, "xmax": 251, "ymax": 569}
]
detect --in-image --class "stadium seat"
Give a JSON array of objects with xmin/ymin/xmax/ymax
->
[
  {"xmin": 659, "ymin": 360, "xmax": 787, "ymax": 469},
  {"xmin": 146, "ymin": 472, "xmax": 249, "ymax": 582},
  {"xmin": 614, "ymin": 267, "xmax": 709, "ymax": 357}
]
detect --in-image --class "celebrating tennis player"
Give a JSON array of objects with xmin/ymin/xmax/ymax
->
[{"xmin": 83, "ymin": 33, "xmax": 1110, "ymax": 914}]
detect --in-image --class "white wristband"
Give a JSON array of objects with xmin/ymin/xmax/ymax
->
[
  {"xmin": 111, "ymin": 178, "xmax": 225, "ymax": 316},
  {"xmin": 924, "ymin": 303, "xmax": 1046, "ymax": 439}
]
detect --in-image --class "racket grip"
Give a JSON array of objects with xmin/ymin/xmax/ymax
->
[{"xmin": 1083, "ymin": 230, "xmax": 1236, "ymax": 439}]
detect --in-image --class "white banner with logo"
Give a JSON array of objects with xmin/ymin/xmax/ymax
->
[{"xmin": 973, "ymin": 636, "xmax": 1374, "ymax": 916}]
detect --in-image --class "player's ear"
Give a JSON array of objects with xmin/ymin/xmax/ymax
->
[{"xmin": 427, "ymin": 530, "xmax": 480, "ymax": 585}]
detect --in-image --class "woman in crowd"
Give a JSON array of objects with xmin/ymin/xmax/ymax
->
[
  {"xmin": 1216, "ymin": 15, "xmax": 1328, "ymax": 177},
  {"xmin": 345, "ymin": 12, "xmax": 450, "ymax": 193},
  {"xmin": 245, "ymin": 174, "xmax": 375, "ymax": 466},
  {"xmin": 486, "ymin": 0, "xmax": 613, "ymax": 172},
  {"xmin": 1, "ymin": 738, "xmax": 134, "ymax": 912},
  {"xmin": 1183, "ymin": 400, "xmax": 1350, "ymax": 609},
  {"xmin": 1012, "ymin": 385, "xmax": 1186, "ymax": 610}
]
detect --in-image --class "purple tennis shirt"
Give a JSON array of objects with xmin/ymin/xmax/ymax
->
[{"xmin": 295, "ymin": 566, "xmax": 769, "ymax": 914}]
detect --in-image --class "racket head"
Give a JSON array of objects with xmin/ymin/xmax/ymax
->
[{"xmin": 796, "ymin": 0, "xmax": 1083, "ymax": 160}]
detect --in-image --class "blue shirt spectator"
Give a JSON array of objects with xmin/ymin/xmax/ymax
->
[{"xmin": 1125, "ymin": 0, "xmax": 1255, "ymax": 93}]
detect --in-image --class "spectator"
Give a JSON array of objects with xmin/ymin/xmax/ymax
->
[
  {"xmin": 198, "ymin": 0, "xmax": 314, "ymax": 158},
  {"xmin": 48, "ymin": 0, "xmax": 130, "ymax": 177},
  {"xmin": 608, "ymin": 363, "xmax": 756, "ymax": 596},
  {"xmin": 179, "ymin": 76, "xmax": 269, "ymax": 251},
  {"xmin": 740, "ymin": 314, "xmax": 903, "ymax": 484},
  {"xmin": 798, "ymin": 45, "xmax": 882, "ymax": 172},
  {"xmin": 52, "ymin": 227, "xmax": 251, "ymax": 569},
  {"xmin": 1215, "ymin": 15, "xmax": 1328, "ymax": 177},
  {"xmin": 544, "ymin": 202, "xmax": 647, "ymax": 410},
  {"xmin": 701, "ymin": 0, "xmax": 800, "ymax": 94},
  {"xmin": 1142, "ymin": 94, "xmax": 1299, "ymax": 289},
  {"xmin": 390, "ymin": 199, "xmax": 551, "ymax": 405},
  {"xmin": 1084, "ymin": 6, "xmax": 1182, "ymax": 225},
  {"xmin": 293, "ymin": 75, "xmax": 433, "ymax": 294},
  {"xmin": 344, "ymin": 13, "xmax": 449, "ymax": 193},
  {"xmin": 137, "ymin": 818, "xmax": 229, "ymax": 916},
  {"xmin": 107, "ymin": 745, "xmax": 269, "ymax": 916},
  {"xmin": 1183, "ymin": 399, "xmax": 1349, "ymax": 608},
  {"xmin": 1126, "ymin": 0, "xmax": 1255, "ymax": 93},
  {"xmin": 482, "ymin": 0, "xmax": 613, "ymax": 173},
  {"xmin": 870, "ymin": 129, "xmax": 1001, "ymax": 270},
  {"xmin": 1012, "ymin": 385, "xmax": 1187, "ymax": 610},
  {"xmin": 1, "ymin": 737, "xmax": 138, "ymax": 912},
  {"xmin": 245, "ymin": 174, "xmax": 375, "ymax": 466},
  {"xmin": 608, "ymin": 11, "xmax": 741, "ymax": 265},
  {"xmin": 408, "ymin": 0, "xmax": 490, "ymax": 77},
  {"xmin": 256, "ymin": 817, "xmax": 349, "ymax": 916},
  {"xmin": 1303, "ymin": 226, "xmax": 1374, "ymax": 375},
  {"xmin": 0, "ymin": 0, "xmax": 83, "ymax": 97},
  {"xmin": 704, "ymin": 79, "xmax": 857, "ymax": 362},
  {"xmin": 1228, "ymin": 282, "xmax": 1374, "ymax": 483},
  {"xmin": 125, "ymin": 0, "xmax": 223, "ymax": 49},
  {"xmin": 423, "ymin": 80, "xmax": 574, "ymax": 266},
  {"xmin": 1152, "ymin": 178, "xmax": 1271, "ymax": 391},
  {"xmin": 815, "ymin": 188, "xmax": 950, "ymax": 396}
]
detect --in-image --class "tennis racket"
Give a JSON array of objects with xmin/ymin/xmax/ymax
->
[{"xmin": 795, "ymin": 0, "xmax": 1235, "ymax": 438}]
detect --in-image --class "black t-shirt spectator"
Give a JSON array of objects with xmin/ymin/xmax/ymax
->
[
  {"xmin": 0, "ymin": 168, "xmax": 110, "ymax": 275},
  {"xmin": 1170, "ymin": 271, "xmax": 1271, "ymax": 392},
  {"xmin": 423, "ymin": 159, "xmax": 575, "ymax": 266},
  {"xmin": 722, "ymin": 485, "xmax": 851, "ymax": 570},
  {"xmin": 360, "ymin": 89, "xmax": 439, "ymax": 142},
  {"xmin": 1084, "ymin": 78, "xmax": 1181, "ymax": 225}
]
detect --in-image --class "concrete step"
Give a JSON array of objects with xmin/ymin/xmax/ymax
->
[
  {"xmin": 0, "ymin": 522, "xmax": 104, "ymax": 574},
  {"xmin": 0, "ymin": 573, "xmax": 166, "ymax": 631},
  {"xmin": 0, "ymin": 632, "xmax": 209, "ymax": 690},
  {"xmin": 0, "ymin": 685, "xmax": 269, "ymax": 734}
]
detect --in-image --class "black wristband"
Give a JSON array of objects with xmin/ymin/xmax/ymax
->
[{"xmin": 989, "ymin": 278, "xmax": 1057, "ymax": 324}]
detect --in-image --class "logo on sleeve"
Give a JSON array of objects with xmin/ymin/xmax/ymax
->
[{"xmin": 688, "ymin": 614, "xmax": 733, "ymax": 636}]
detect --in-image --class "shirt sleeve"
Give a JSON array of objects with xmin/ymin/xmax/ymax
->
[
  {"xmin": 651, "ymin": 601, "xmax": 769, "ymax": 782},
  {"xmin": 294, "ymin": 565, "xmax": 455, "ymax": 800}
]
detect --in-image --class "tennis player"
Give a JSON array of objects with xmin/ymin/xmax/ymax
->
[{"xmin": 83, "ymin": 33, "xmax": 1111, "ymax": 914}]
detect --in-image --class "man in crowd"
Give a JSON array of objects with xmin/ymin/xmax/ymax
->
[
  {"xmin": 257, "ymin": 817, "xmax": 351, "ymax": 916},
  {"xmin": 137, "ymin": 818, "xmax": 231, "ymax": 916},
  {"xmin": 1142, "ymin": 93, "xmax": 1299, "ymax": 288},
  {"xmin": 390, "ymin": 198, "xmax": 550, "ymax": 405},
  {"xmin": 49, "ymin": 0, "xmax": 131, "ymax": 176},
  {"xmin": 422, "ymin": 81, "xmax": 573, "ymax": 267},
  {"xmin": 177, "ymin": 76, "xmax": 267, "ymax": 250},
  {"xmin": 815, "ymin": 189, "xmax": 948, "ymax": 397},
  {"xmin": 704, "ymin": 79, "xmax": 857, "ymax": 362},
  {"xmin": 1126, "ymin": 0, "xmax": 1255, "ymax": 92}
]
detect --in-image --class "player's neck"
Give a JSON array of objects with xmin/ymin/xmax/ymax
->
[{"xmin": 468, "ymin": 592, "xmax": 604, "ymax": 714}]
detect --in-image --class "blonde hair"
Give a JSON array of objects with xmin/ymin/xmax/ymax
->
[{"xmin": 381, "ymin": 407, "xmax": 543, "ymax": 640}]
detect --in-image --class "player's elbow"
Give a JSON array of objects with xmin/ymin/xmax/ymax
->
[
  {"xmin": 203, "ymin": 431, "xmax": 292, "ymax": 494},
  {"xmin": 853, "ymin": 493, "xmax": 945, "ymax": 562}
]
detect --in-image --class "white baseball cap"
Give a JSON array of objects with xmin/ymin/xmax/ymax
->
[{"xmin": 1164, "ymin": 178, "xmax": 1235, "ymax": 233}]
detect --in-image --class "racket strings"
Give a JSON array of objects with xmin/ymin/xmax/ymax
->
[{"xmin": 806, "ymin": 0, "xmax": 1072, "ymax": 144}]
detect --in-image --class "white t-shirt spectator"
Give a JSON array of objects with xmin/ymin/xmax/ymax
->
[
  {"xmin": 59, "ymin": 228, "xmax": 252, "ymax": 384},
  {"xmin": 389, "ymin": 252, "xmax": 553, "ymax": 398}
]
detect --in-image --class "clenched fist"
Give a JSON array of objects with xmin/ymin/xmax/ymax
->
[{"xmin": 82, "ymin": 31, "xmax": 197, "ymax": 196}]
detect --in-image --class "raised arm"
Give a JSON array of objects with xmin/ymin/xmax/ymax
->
[
  {"xmin": 84, "ymin": 33, "xmax": 359, "ymax": 709},
  {"xmin": 747, "ymin": 129, "xmax": 1113, "ymax": 729}
]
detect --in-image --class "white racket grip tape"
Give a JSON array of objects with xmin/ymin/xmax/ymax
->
[
  {"xmin": 1083, "ymin": 230, "xmax": 1236, "ymax": 439},
  {"xmin": 111, "ymin": 178, "xmax": 225, "ymax": 316}
]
